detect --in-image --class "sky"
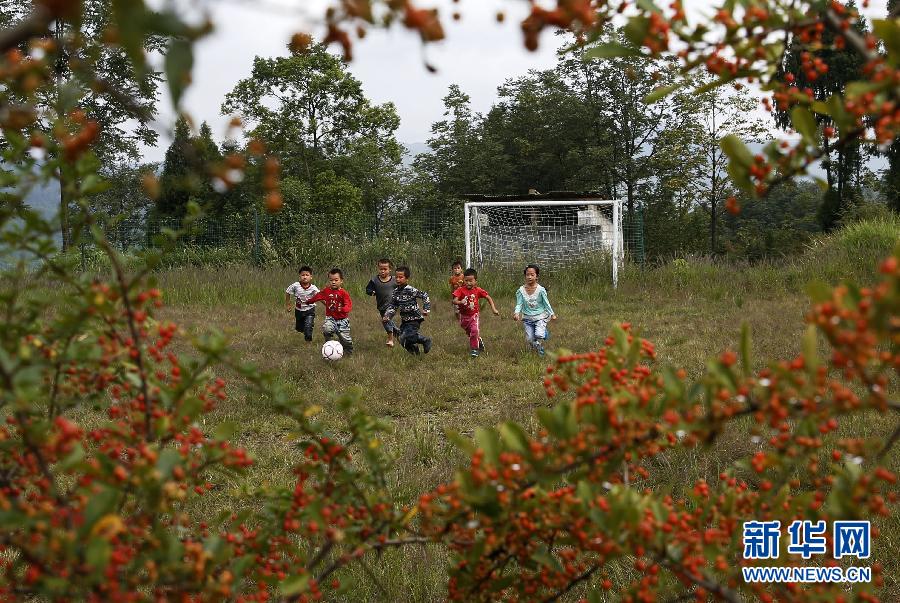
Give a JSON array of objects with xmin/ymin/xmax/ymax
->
[
  {"xmin": 146, "ymin": 0, "xmax": 891, "ymax": 163},
  {"xmin": 150, "ymin": 0, "xmax": 562, "ymax": 161}
]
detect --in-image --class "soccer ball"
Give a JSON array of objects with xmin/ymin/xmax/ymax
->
[{"xmin": 322, "ymin": 340, "xmax": 344, "ymax": 360}]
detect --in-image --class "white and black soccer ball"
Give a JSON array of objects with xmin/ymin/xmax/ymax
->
[{"xmin": 321, "ymin": 340, "xmax": 344, "ymax": 361}]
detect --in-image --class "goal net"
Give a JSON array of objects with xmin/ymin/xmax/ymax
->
[{"xmin": 464, "ymin": 199, "xmax": 624, "ymax": 287}]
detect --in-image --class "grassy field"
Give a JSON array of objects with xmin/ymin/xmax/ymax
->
[{"xmin": 148, "ymin": 217, "xmax": 899, "ymax": 601}]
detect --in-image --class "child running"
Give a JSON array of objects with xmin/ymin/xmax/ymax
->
[
  {"xmin": 513, "ymin": 264, "xmax": 556, "ymax": 356},
  {"xmin": 451, "ymin": 268, "xmax": 500, "ymax": 358},
  {"xmin": 284, "ymin": 265, "xmax": 319, "ymax": 342},
  {"xmin": 308, "ymin": 268, "xmax": 353, "ymax": 356},
  {"xmin": 383, "ymin": 266, "xmax": 432, "ymax": 355},
  {"xmin": 365, "ymin": 258, "xmax": 399, "ymax": 348},
  {"xmin": 448, "ymin": 259, "xmax": 465, "ymax": 318}
]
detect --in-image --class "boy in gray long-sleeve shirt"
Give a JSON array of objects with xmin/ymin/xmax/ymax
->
[{"xmin": 365, "ymin": 258, "xmax": 399, "ymax": 347}]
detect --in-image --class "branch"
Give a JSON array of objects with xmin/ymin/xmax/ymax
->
[
  {"xmin": 0, "ymin": 7, "xmax": 52, "ymax": 53},
  {"xmin": 876, "ymin": 422, "xmax": 900, "ymax": 462},
  {"xmin": 657, "ymin": 555, "xmax": 742, "ymax": 603},
  {"xmin": 96, "ymin": 238, "xmax": 153, "ymax": 439},
  {"xmin": 540, "ymin": 564, "xmax": 600, "ymax": 603},
  {"xmin": 821, "ymin": 9, "xmax": 879, "ymax": 64},
  {"xmin": 764, "ymin": 126, "xmax": 865, "ymax": 196}
]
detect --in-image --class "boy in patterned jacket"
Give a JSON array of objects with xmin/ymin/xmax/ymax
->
[
  {"xmin": 383, "ymin": 266, "xmax": 432, "ymax": 355},
  {"xmin": 308, "ymin": 268, "xmax": 353, "ymax": 356}
]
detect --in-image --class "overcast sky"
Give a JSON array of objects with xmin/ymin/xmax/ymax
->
[{"xmin": 146, "ymin": 0, "xmax": 890, "ymax": 163}]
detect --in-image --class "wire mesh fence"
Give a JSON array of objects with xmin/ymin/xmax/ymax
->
[{"xmin": 74, "ymin": 204, "xmax": 644, "ymax": 271}]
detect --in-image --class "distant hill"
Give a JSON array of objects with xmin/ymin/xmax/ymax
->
[
  {"xmin": 402, "ymin": 142, "xmax": 431, "ymax": 167},
  {"xmin": 24, "ymin": 179, "xmax": 59, "ymax": 219}
]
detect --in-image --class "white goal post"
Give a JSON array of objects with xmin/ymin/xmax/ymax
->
[{"xmin": 463, "ymin": 199, "xmax": 624, "ymax": 288}]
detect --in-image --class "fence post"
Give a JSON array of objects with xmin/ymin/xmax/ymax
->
[{"xmin": 254, "ymin": 205, "xmax": 260, "ymax": 266}]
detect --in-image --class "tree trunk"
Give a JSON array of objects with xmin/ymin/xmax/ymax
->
[{"xmin": 54, "ymin": 20, "xmax": 70, "ymax": 250}]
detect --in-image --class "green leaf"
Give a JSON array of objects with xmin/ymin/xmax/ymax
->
[
  {"xmin": 576, "ymin": 480, "xmax": 594, "ymax": 505},
  {"xmin": 802, "ymin": 325, "xmax": 819, "ymax": 373},
  {"xmin": 59, "ymin": 443, "xmax": 85, "ymax": 471},
  {"xmin": 825, "ymin": 95, "xmax": 853, "ymax": 134},
  {"xmin": 532, "ymin": 545, "xmax": 563, "ymax": 572},
  {"xmin": 810, "ymin": 100, "xmax": 831, "ymax": 116},
  {"xmin": 499, "ymin": 422, "xmax": 529, "ymax": 454},
  {"xmin": 623, "ymin": 17, "xmax": 651, "ymax": 48},
  {"xmin": 644, "ymin": 82, "xmax": 682, "ymax": 104},
  {"xmin": 475, "ymin": 427, "xmax": 499, "ymax": 465},
  {"xmin": 536, "ymin": 407, "xmax": 560, "ymax": 438},
  {"xmin": 81, "ymin": 487, "xmax": 118, "ymax": 536},
  {"xmin": 804, "ymin": 279, "xmax": 832, "ymax": 303},
  {"xmin": 872, "ymin": 19, "xmax": 900, "ymax": 66},
  {"xmin": 740, "ymin": 323, "xmax": 752, "ymax": 378},
  {"xmin": 845, "ymin": 80, "xmax": 885, "ymax": 97},
  {"xmin": 232, "ymin": 554, "xmax": 257, "ymax": 578},
  {"xmin": 279, "ymin": 574, "xmax": 310, "ymax": 596},
  {"xmin": 212, "ymin": 420, "xmax": 239, "ymax": 441},
  {"xmin": 694, "ymin": 76, "xmax": 732, "ymax": 96},
  {"xmin": 720, "ymin": 135, "xmax": 754, "ymax": 168},
  {"xmin": 726, "ymin": 154, "xmax": 752, "ymax": 193},
  {"xmin": 584, "ymin": 42, "xmax": 641, "ymax": 60},
  {"xmin": 636, "ymin": 0, "xmax": 662, "ymax": 13},
  {"xmin": 112, "ymin": 0, "xmax": 149, "ymax": 77},
  {"xmin": 661, "ymin": 367, "xmax": 685, "ymax": 399},
  {"xmin": 791, "ymin": 106, "xmax": 818, "ymax": 145},
  {"xmin": 156, "ymin": 448, "xmax": 181, "ymax": 479},
  {"xmin": 487, "ymin": 575, "xmax": 517, "ymax": 593},
  {"xmin": 80, "ymin": 174, "xmax": 110, "ymax": 195},
  {"xmin": 203, "ymin": 534, "xmax": 224, "ymax": 558},
  {"xmin": 86, "ymin": 539, "xmax": 110, "ymax": 569},
  {"xmin": 165, "ymin": 38, "xmax": 194, "ymax": 106},
  {"xmin": 445, "ymin": 429, "xmax": 475, "ymax": 455}
]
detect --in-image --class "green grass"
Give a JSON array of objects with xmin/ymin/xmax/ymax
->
[{"xmin": 143, "ymin": 219, "xmax": 900, "ymax": 601}]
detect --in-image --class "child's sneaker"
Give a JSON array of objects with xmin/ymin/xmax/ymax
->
[
  {"xmin": 423, "ymin": 337, "xmax": 433, "ymax": 354},
  {"xmin": 386, "ymin": 340, "xmax": 394, "ymax": 347},
  {"xmin": 537, "ymin": 344, "xmax": 545, "ymax": 357},
  {"xmin": 478, "ymin": 338, "xmax": 485, "ymax": 352},
  {"xmin": 470, "ymin": 349, "xmax": 479, "ymax": 358}
]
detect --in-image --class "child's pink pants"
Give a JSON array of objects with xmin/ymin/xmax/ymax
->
[{"xmin": 458, "ymin": 313, "xmax": 480, "ymax": 350}]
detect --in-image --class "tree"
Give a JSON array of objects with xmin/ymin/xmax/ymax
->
[
  {"xmin": 411, "ymin": 85, "xmax": 496, "ymax": 197},
  {"xmin": 221, "ymin": 42, "xmax": 402, "ymax": 225},
  {"xmin": 333, "ymin": 104, "xmax": 404, "ymax": 231},
  {"xmin": 0, "ymin": 0, "xmax": 160, "ymax": 248},
  {"xmin": 157, "ymin": 117, "xmax": 196, "ymax": 218},
  {"xmin": 683, "ymin": 76, "xmax": 768, "ymax": 253},
  {"xmin": 480, "ymin": 69, "xmax": 595, "ymax": 193},
  {"xmin": 221, "ymin": 43, "xmax": 399, "ymax": 184},
  {"xmin": 568, "ymin": 29, "xmax": 692, "ymax": 226},
  {"xmin": 885, "ymin": 0, "xmax": 900, "ymax": 212},
  {"xmin": 774, "ymin": 0, "xmax": 869, "ymax": 227}
]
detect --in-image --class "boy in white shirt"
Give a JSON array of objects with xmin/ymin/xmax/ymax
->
[{"xmin": 285, "ymin": 265, "xmax": 320, "ymax": 342}]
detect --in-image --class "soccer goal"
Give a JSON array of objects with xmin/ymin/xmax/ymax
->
[{"xmin": 463, "ymin": 199, "xmax": 625, "ymax": 287}]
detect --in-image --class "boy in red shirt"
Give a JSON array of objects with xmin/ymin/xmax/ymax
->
[
  {"xmin": 308, "ymin": 268, "xmax": 353, "ymax": 356},
  {"xmin": 451, "ymin": 268, "xmax": 500, "ymax": 357}
]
